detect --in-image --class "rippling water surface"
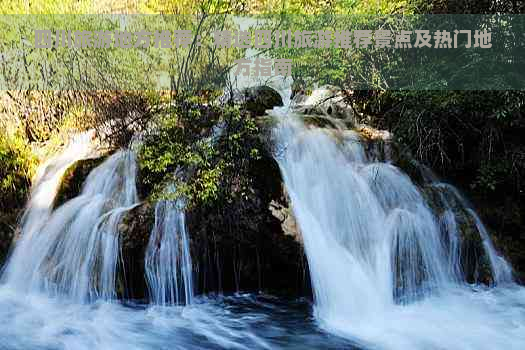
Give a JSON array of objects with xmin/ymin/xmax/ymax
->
[{"xmin": 0, "ymin": 289, "xmax": 363, "ymax": 350}]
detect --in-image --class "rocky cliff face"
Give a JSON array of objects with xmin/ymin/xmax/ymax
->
[{"xmin": 118, "ymin": 148, "xmax": 308, "ymax": 299}]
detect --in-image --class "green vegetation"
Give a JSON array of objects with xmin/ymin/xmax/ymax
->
[
  {"xmin": 359, "ymin": 90, "xmax": 525, "ymax": 196},
  {"xmin": 0, "ymin": 129, "xmax": 36, "ymax": 260},
  {"xmin": 0, "ymin": 130, "xmax": 35, "ymax": 213},
  {"xmin": 139, "ymin": 100, "xmax": 265, "ymax": 209},
  {"xmin": 0, "ymin": 0, "xmax": 524, "ymax": 277}
]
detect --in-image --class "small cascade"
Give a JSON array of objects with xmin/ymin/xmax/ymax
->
[
  {"xmin": 12, "ymin": 132, "xmax": 97, "ymax": 243},
  {"xmin": 144, "ymin": 187, "xmax": 193, "ymax": 306},
  {"xmin": 145, "ymin": 189, "xmax": 193, "ymax": 306},
  {"xmin": 429, "ymin": 182, "xmax": 514, "ymax": 284},
  {"xmin": 2, "ymin": 149, "xmax": 139, "ymax": 302},
  {"xmin": 143, "ymin": 122, "xmax": 223, "ymax": 306}
]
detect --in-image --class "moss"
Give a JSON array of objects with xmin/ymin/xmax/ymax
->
[
  {"xmin": 120, "ymin": 145, "xmax": 308, "ymax": 298},
  {"xmin": 53, "ymin": 156, "xmax": 107, "ymax": 209},
  {"xmin": 0, "ymin": 131, "xmax": 35, "ymax": 263},
  {"xmin": 0, "ymin": 132, "xmax": 35, "ymax": 213}
]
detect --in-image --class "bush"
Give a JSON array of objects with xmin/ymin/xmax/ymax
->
[
  {"xmin": 0, "ymin": 131, "xmax": 35, "ymax": 212},
  {"xmin": 139, "ymin": 99, "xmax": 264, "ymax": 209},
  {"xmin": 361, "ymin": 90, "xmax": 525, "ymax": 197}
]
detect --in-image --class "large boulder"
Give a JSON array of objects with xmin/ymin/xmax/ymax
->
[
  {"xmin": 117, "ymin": 149, "xmax": 308, "ymax": 298},
  {"xmin": 53, "ymin": 156, "xmax": 107, "ymax": 209},
  {"xmin": 243, "ymin": 86, "xmax": 283, "ymax": 116}
]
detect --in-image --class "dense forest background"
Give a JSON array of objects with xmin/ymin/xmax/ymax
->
[{"xmin": 1, "ymin": 0, "xmax": 525, "ymax": 280}]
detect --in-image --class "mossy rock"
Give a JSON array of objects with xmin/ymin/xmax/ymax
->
[
  {"xmin": 302, "ymin": 115, "xmax": 340, "ymax": 129},
  {"xmin": 391, "ymin": 146, "xmax": 427, "ymax": 186},
  {"xmin": 119, "ymin": 201, "xmax": 154, "ymax": 251},
  {"xmin": 244, "ymin": 86, "xmax": 283, "ymax": 116},
  {"xmin": 53, "ymin": 156, "xmax": 108, "ymax": 209}
]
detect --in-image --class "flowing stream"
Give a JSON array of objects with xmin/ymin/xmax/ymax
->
[{"xmin": 0, "ymin": 88, "xmax": 524, "ymax": 349}]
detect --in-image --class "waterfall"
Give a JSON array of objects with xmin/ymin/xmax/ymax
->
[
  {"xmin": 2, "ymin": 148, "xmax": 139, "ymax": 302},
  {"xmin": 270, "ymin": 90, "xmax": 524, "ymax": 348},
  {"xmin": 143, "ymin": 121, "xmax": 225, "ymax": 306},
  {"xmin": 1, "ymin": 131, "xmax": 96, "ymax": 284},
  {"xmin": 8, "ymin": 132, "xmax": 97, "ymax": 244},
  {"xmin": 430, "ymin": 182, "xmax": 514, "ymax": 284},
  {"xmin": 145, "ymin": 188, "xmax": 193, "ymax": 306}
]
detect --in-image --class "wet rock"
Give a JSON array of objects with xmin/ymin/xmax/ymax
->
[
  {"xmin": 269, "ymin": 186, "xmax": 301, "ymax": 243},
  {"xmin": 455, "ymin": 209, "xmax": 493, "ymax": 284},
  {"xmin": 117, "ymin": 150, "xmax": 308, "ymax": 298},
  {"xmin": 0, "ymin": 212, "xmax": 19, "ymax": 262},
  {"xmin": 120, "ymin": 202, "xmax": 154, "ymax": 252},
  {"xmin": 356, "ymin": 125, "xmax": 393, "ymax": 162},
  {"xmin": 302, "ymin": 115, "xmax": 344, "ymax": 129},
  {"xmin": 186, "ymin": 151, "xmax": 308, "ymax": 296},
  {"xmin": 390, "ymin": 146, "xmax": 428, "ymax": 186},
  {"xmin": 473, "ymin": 198, "xmax": 525, "ymax": 283}
]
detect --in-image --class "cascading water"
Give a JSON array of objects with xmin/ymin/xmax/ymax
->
[
  {"xmin": 270, "ymin": 89, "xmax": 525, "ymax": 349},
  {"xmin": 0, "ymin": 86, "xmax": 524, "ymax": 349},
  {"xmin": 145, "ymin": 187, "xmax": 193, "ymax": 306},
  {"xmin": 429, "ymin": 182, "xmax": 514, "ymax": 284},
  {"xmin": 2, "ymin": 148, "xmax": 139, "ymax": 302},
  {"xmin": 3, "ymin": 132, "xmax": 97, "ymax": 248},
  {"xmin": 0, "ymin": 135, "xmax": 295, "ymax": 350},
  {"xmin": 143, "ymin": 121, "xmax": 225, "ymax": 306}
]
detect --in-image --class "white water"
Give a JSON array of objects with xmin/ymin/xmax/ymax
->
[
  {"xmin": 145, "ymin": 188, "xmax": 194, "ymax": 306},
  {"xmin": 2, "ymin": 148, "xmax": 139, "ymax": 302},
  {"xmin": 0, "ymin": 86, "xmax": 524, "ymax": 349},
  {"xmin": 271, "ymin": 92, "xmax": 525, "ymax": 349},
  {"xmin": 5, "ymin": 132, "xmax": 97, "ymax": 246},
  {"xmin": 0, "ymin": 137, "xmax": 278, "ymax": 350},
  {"xmin": 142, "ymin": 120, "xmax": 226, "ymax": 306},
  {"xmin": 430, "ymin": 182, "xmax": 514, "ymax": 284}
]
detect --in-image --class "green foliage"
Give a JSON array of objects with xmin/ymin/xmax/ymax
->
[
  {"xmin": 0, "ymin": 130, "xmax": 36, "ymax": 212},
  {"xmin": 360, "ymin": 90, "xmax": 525, "ymax": 198},
  {"xmin": 139, "ymin": 99, "xmax": 263, "ymax": 209},
  {"xmin": 263, "ymin": 2, "xmax": 524, "ymax": 90},
  {"xmin": 472, "ymin": 162, "xmax": 504, "ymax": 193}
]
